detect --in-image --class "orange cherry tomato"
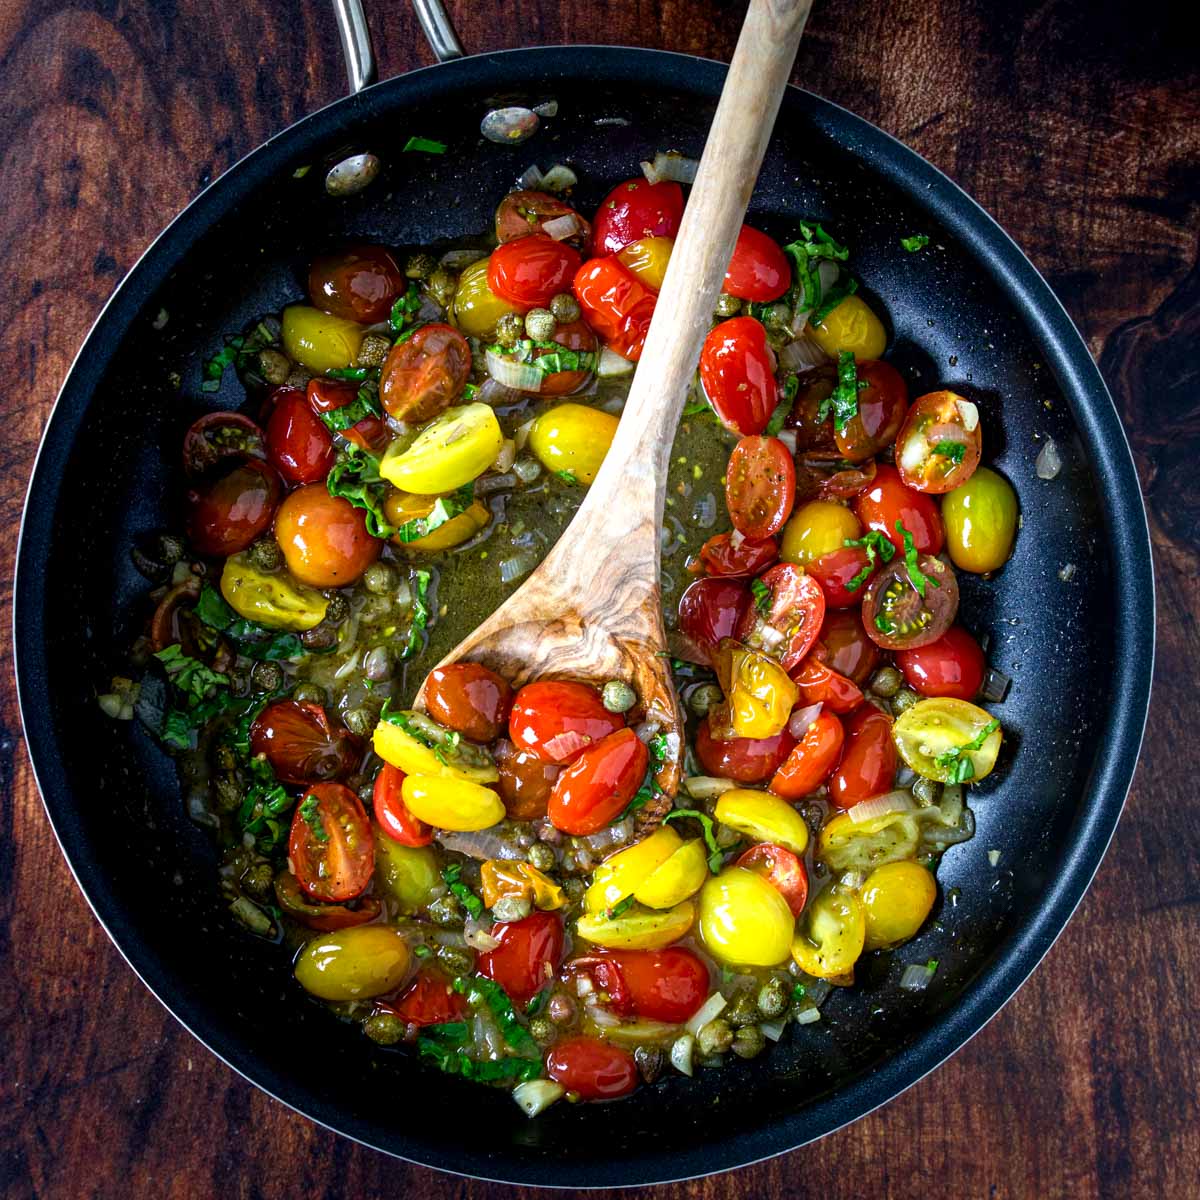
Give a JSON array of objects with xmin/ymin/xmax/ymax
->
[
  {"xmin": 591, "ymin": 178, "xmax": 684, "ymax": 255},
  {"xmin": 185, "ymin": 458, "xmax": 282, "ymax": 558},
  {"xmin": 387, "ymin": 968, "xmax": 468, "ymax": 1027},
  {"xmin": 895, "ymin": 390, "xmax": 982, "ymax": 494},
  {"xmin": 308, "ymin": 245, "xmax": 404, "ymax": 324},
  {"xmin": 496, "ymin": 190, "xmax": 590, "ymax": 245},
  {"xmin": 699, "ymin": 316, "xmax": 779, "ymax": 436},
  {"xmin": 477, "ymin": 910, "xmax": 565, "ymax": 1005},
  {"xmin": 547, "ymin": 1036, "xmax": 639, "ymax": 1101},
  {"xmin": 739, "ymin": 563, "xmax": 826, "ymax": 671},
  {"xmin": 493, "ymin": 738, "xmax": 560, "ymax": 822},
  {"xmin": 288, "ymin": 782, "xmax": 375, "ymax": 902},
  {"xmin": 812, "ymin": 609, "xmax": 881, "ymax": 685},
  {"xmin": 736, "ymin": 843, "xmax": 809, "ymax": 916},
  {"xmin": 808, "ymin": 545, "xmax": 873, "ymax": 608},
  {"xmin": 895, "ymin": 625, "xmax": 985, "ymax": 700},
  {"xmin": 306, "ymin": 377, "xmax": 389, "ymax": 454},
  {"xmin": 379, "ymin": 323, "xmax": 471, "ymax": 424},
  {"xmin": 548, "ymin": 728, "xmax": 648, "ymax": 835},
  {"xmin": 789, "ymin": 655, "xmax": 864, "ymax": 715},
  {"xmin": 372, "ymin": 762, "xmax": 432, "ymax": 847},
  {"xmin": 724, "ymin": 225, "xmax": 791, "ymax": 302},
  {"xmin": 250, "ymin": 700, "xmax": 360, "ymax": 786},
  {"xmin": 508, "ymin": 681, "xmax": 624, "ymax": 764},
  {"xmin": 572, "ymin": 255, "xmax": 657, "ymax": 361},
  {"xmin": 726, "ymin": 436, "xmax": 796, "ymax": 540},
  {"xmin": 694, "ymin": 715, "xmax": 796, "ymax": 784},
  {"xmin": 678, "ymin": 577, "xmax": 753, "ymax": 664},
  {"xmin": 854, "ymin": 464, "xmax": 944, "ymax": 556},
  {"xmin": 834, "ymin": 360, "xmax": 908, "ymax": 463},
  {"xmin": 570, "ymin": 947, "xmax": 709, "ymax": 1023},
  {"xmin": 770, "ymin": 710, "xmax": 845, "ymax": 798},
  {"xmin": 265, "ymin": 386, "xmax": 335, "ymax": 485},
  {"xmin": 425, "ymin": 662, "xmax": 514, "ymax": 743},
  {"xmin": 696, "ymin": 532, "xmax": 779, "ymax": 578},
  {"xmin": 828, "ymin": 705, "xmax": 897, "ymax": 809},
  {"xmin": 274, "ymin": 484, "xmax": 381, "ymax": 587},
  {"xmin": 488, "ymin": 234, "xmax": 582, "ymax": 309}
]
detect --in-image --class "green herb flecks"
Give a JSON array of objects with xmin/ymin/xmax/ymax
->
[
  {"xmin": 389, "ymin": 283, "xmax": 423, "ymax": 335},
  {"xmin": 486, "ymin": 337, "xmax": 597, "ymax": 377},
  {"xmin": 842, "ymin": 529, "xmax": 897, "ymax": 593},
  {"xmin": 782, "ymin": 222, "xmax": 851, "ymax": 318},
  {"xmin": 751, "ymin": 577, "xmax": 771, "ymax": 615},
  {"xmin": 901, "ymin": 234, "xmax": 930, "ymax": 253},
  {"xmin": 201, "ymin": 322, "xmax": 277, "ymax": 392},
  {"xmin": 154, "ymin": 644, "xmax": 229, "ymax": 704},
  {"xmin": 235, "ymin": 754, "xmax": 294, "ymax": 853},
  {"xmin": 934, "ymin": 719, "xmax": 1000, "ymax": 783},
  {"xmin": 461, "ymin": 976, "xmax": 539, "ymax": 1055},
  {"xmin": 663, "ymin": 808, "xmax": 724, "ymax": 873},
  {"xmin": 616, "ymin": 729, "xmax": 671, "ymax": 824},
  {"xmin": 896, "ymin": 520, "xmax": 939, "ymax": 598},
  {"xmin": 316, "ymin": 380, "xmax": 383, "ymax": 436},
  {"xmin": 933, "ymin": 439, "xmax": 966, "ymax": 464},
  {"xmin": 297, "ymin": 793, "xmax": 329, "ymax": 843},
  {"xmin": 392, "ymin": 485, "xmax": 475, "ymax": 544},
  {"xmin": 194, "ymin": 585, "xmax": 310, "ymax": 661},
  {"xmin": 605, "ymin": 895, "xmax": 636, "ymax": 921},
  {"xmin": 764, "ymin": 394, "xmax": 793, "ymax": 437},
  {"xmin": 792, "ymin": 983, "xmax": 807, "ymax": 1001},
  {"xmin": 817, "ymin": 351, "xmax": 868, "ymax": 433},
  {"xmin": 326, "ymin": 446, "xmax": 397, "ymax": 539},
  {"xmin": 441, "ymin": 864, "xmax": 483, "ymax": 919},
  {"xmin": 324, "ymin": 366, "xmax": 370, "ymax": 382},
  {"xmin": 555, "ymin": 469, "xmax": 579, "ymax": 485},
  {"xmin": 403, "ymin": 136, "xmax": 447, "ymax": 155},
  {"xmin": 403, "ymin": 569, "xmax": 432, "ymax": 660}
]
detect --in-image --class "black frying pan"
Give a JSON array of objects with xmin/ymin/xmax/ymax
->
[{"xmin": 13, "ymin": 0, "xmax": 1154, "ymax": 1186}]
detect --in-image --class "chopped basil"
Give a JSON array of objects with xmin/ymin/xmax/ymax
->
[
  {"xmin": 663, "ymin": 808, "xmax": 724, "ymax": 873},
  {"xmin": 325, "ymin": 366, "xmax": 370, "ymax": 381},
  {"xmin": 403, "ymin": 135, "xmax": 447, "ymax": 155},
  {"xmin": 461, "ymin": 977, "xmax": 539, "ymax": 1054},
  {"xmin": 486, "ymin": 338, "xmax": 596, "ymax": 376},
  {"xmin": 417, "ymin": 1039, "xmax": 541, "ymax": 1083},
  {"xmin": 194, "ymin": 585, "xmax": 309, "ymax": 661},
  {"xmin": 901, "ymin": 234, "xmax": 930, "ymax": 253},
  {"xmin": 896, "ymin": 520, "xmax": 939, "ymax": 598},
  {"xmin": 392, "ymin": 484, "xmax": 475, "ymax": 544},
  {"xmin": 934, "ymin": 719, "xmax": 1000, "ymax": 783},
  {"xmin": 763, "ymin": 394, "xmax": 793, "ymax": 437},
  {"xmin": 843, "ymin": 529, "xmax": 896, "ymax": 593},
  {"xmin": 297, "ymin": 793, "xmax": 329, "ymax": 843},
  {"xmin": 811, "ymin": 276, "xmax": 859, "ymax": 325},
  {"xmin": 555, "ymin": 469, "xmax": 578, "ymax": 485},
  {"xmin": 389, "ymin": 283, "xmax": 422, "ymax": 334},
  {"xmin": 154, "ymin": 644, "xmax": 229, "ymax": 704},
  {"xmin": 201, "ymin": 322, "xmax": 276, "ymax": 392},
  {"xmin": 782, "ymin": 222, "xmax": 851, "ymax": 316},
  {"xmin": 933, "ymin": 439, "xmax": 966, "ymax": 464},
  {"xmin": 751, "ymin": 577, "xmax": 771, "ymax": 615},
  {"xmin": 606, "ymin": 895, "xmax": 636, "ymax": 920},
  {"xmin": 326, "ymin": 446, "xmax": 397, "ymax": 539},
  {"xmin": 817, "ymin": 351, "xmax": 868, "ymax": 433},
  {"xmin": 792, "ymin": 983, "xmax": 807, "ymax": 1001},
  {"xmin": 236, "ymin": 754, "xmax": 294, "ymax": 854},
  {"xmin": 441, "ymin": 864, "xmax": 483, "ymax": 919},
  {"xmin": 317, "ymin": 383, "xmax": 382, "ymax": 435},
  {"xmin": 402, "ymin": 569, "xmax": 432, "ymax": 660}
]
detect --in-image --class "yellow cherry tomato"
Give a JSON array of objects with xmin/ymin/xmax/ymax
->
[
  {"xmin": 617, "ymin": 236, "xmax": 674, "ymax": 291},
  {"xmin": 893, "ymin": 697, "xmax": 1003, "ymax": 783},
  {"xmin": 791, "ymin": 888, "xmax": 866, "ymax": 980},
  {"xmin": 576, "ymin": 900, "xmax": 696, "ymax": 950},
  {"xmin": 527, "ymin": 403, "xmax": 619, "ymax": 486},
  {"xmin": 698, "ymin": 867, "xmax": 795, "ymax": 967},
  {"xmin": 714, "ymin": 789, "xmax": 810, "ymax": 855},
  {"xmin": 481, "ymin": 860, "xmax": 565, "ymax": 911},
  {"xmin": 808, "ymin": 294, "xmax": 887, "ymax": 362},
  {"xmin": 372, "ymin": 715, "xmax": 499, "ymax": 785},
  {"xmin": 584, "ymin": 827, "xmax": 682, "ymax": 914},
  {"xmin": 818, "ymin": 809, "xmax": 921, "ymax": 874},
  {"xmin": 293, "ymin": 925, "xmax": 411, "ymax": 1001},
  {"xmin": 383, "ymin": 489, "xmax": 491, "ymax": 552},
  {"xmin": 379, "ymin": 403, "xmax": 503, "ymax": 494},
  {"xmin": 401, "ymin": 774, "xmax": 505, "ymax": 832},
  {"xmin": 373, "ymin": 834, "xmax": 441, "ymax": 912},
  {"xmin": 718, "ymin": 644, "xmax": 798, "ymax": 739},
  {"xmin": 779, "ymin": 500, "xmax": 862, "ymax": 565},
  {"xmin": 451, "ymin": 257, "xmax": 521, "ymax": 339},
  {"xmin": 941, "ymin": 466, "xmax": 1019, "ymax": 574},
  {"xmin": 281, "ymin": 305, "xmax": 365, "ymax": 372},
  {"xmin": 861, "ymin": 861, "xmax": 937, "ymax": 950},
  {"xmin": 219, "ymin": 553, "xmax": 328, "ymax": 631},
  {"xmin": 634, "ymin": 838, "xmax": 709, "ymax": 909}
]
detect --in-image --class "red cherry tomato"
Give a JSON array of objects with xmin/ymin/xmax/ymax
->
[
  {"xmin": 724, "ymin": 225, "xmax": 791, "ymax": 302},
  {"xmin": 894, "ymin": 390, "xmax": 983, "ymax": 494},
  {"xmin": 388, "ymin": 969, "xmax": 468, "ymax": 1027},
  {"xmin": 726, "ymin": 436, "xmax": 796, "ymax": 540},
  {"xmin": 808, "ymin": 545, "xmax": 873, "ymax": 608},
  {"xmin": 789, "ymin": 655, "xmax": 864, "ymax": 714},
  {"xmin": 185, "ymin": 458, "xmax": 282, "ymax": 557},
  {"xmin": 828, "ymin": 705, "xmax": 897, "ymax": 809},
  {"xmin": 488, "ymin": 234, "xmax": 582, "ymax": 310},
  {"xmin": 736, "ymin": 843, "xmax": 809, "ymax": 916},
  {"xmin": 425, "ymin": 662, "xmax": 514, "ymax": 743},
  {"xmin": 265, "ymin": 387, "xmax": 335, "ymax": 485},
  {"xmin": 571, "ymin": 948, "xmax": 709, "ymax": 1023},
  {"xmin": 372, "ymin": 762, "xmax": 432, "ymax": 847},
  {"xmin": 496, "ymin": 191, "xmax": 589, "ymax": 245},
  {"xmin": 273, "ymin": 871, "xmax": 381, "ymax": 931},
  {"xmin": 182, "ymin": 411, "xmax": 266, "ymax": 477},
  {"xmin": 493, "ymin": 738, "xmax": 560, "ymax": 823},
  {"xmin": 307, "ymin": 377, "xmax": 388, "ymax": 454},
  {"xmin": 854, "ymin": 464, "xmax": 944, "ymax": 556},
  {"xmin": 739, "ymin": 563, "xmax": 825, "ymax": 671},
  {"xmin": 250, "ymin": 700, "xmax": 360, "ymax": 786},
  {"xmin": 548, "ymin": 728, "xmax": 648, "ymax": 835},
  {"xmin": 508, "ymin": 681, "xmax": 623, "ymax": 764},
  {"xmin": 696, "ymin": 532, "xmax": 779, "ymax": 578},
  {"xmin": 534, "ymin": 318, "xmax": 598, "ymax": 396},
  {"xmin": 812, "ymin": 609, "xmax": 881, "ymax": 685},
  {"xmin": 477, "ymin": 911, "xmax": 564, "ymax": 1006},
  {"xmin": 678, "ymin": 577, "xmax": 753, "ymax": 664},
  {"xmin": 572, "ymin": 256, "xmax": 657, "ymax": 361},
  {"xmin": 862, "ymin": 554, "xmax": 960, "ymax": 651},
  {"xmin": 834, "ymin": 360, "xmax": 909, "ymax": 463},
  {"xmin": 274, "ymin": 484, "xmax": 382, "ymax": 588},
  {"xmin": 694, "ymin": 716, "xmax": 796, "ymax": 783},
  {"xmin": 308, "ymin": 245, "xmax": 404, "ymax": 324},
  {"xmin": 379, "ymin": 323, "xmax": 471, "ymax": 423},
  {"xmin": 895, "ymin": 625, "xmax": 985, "ymax": 699},
  {"xmin": 288, "ymin": 782, "xmax": 375, "ymax": 902},
  {"xmin": 769, "ymin": 710, "xmax": 845, "ymax": 799},
  {"xmin": 547, "ymin": 1036, "xmax": 639, "ymax": 1101},
  {"xmin": 591, "ymin": 178, "xmax": 684, "ymax": 255},
  {"xmin": 795, "ymin": 452, "xmax": 878, "ymax": 503},
  {"xmin": 699, "ymin": 316, "xmax": 779, "ymax": 436}
]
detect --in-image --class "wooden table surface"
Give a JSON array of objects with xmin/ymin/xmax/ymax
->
[{"xmin": 2, "ymin": 1, "xmax": 1197, "ymax": 1197}]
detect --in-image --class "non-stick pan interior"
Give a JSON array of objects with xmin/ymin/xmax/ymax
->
[{"xmin": 16, "ymin": 48, "xmax": 1150, "ymax": 1185}]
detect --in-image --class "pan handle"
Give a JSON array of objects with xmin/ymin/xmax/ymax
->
[{"xmin": 331, "ymin": 0, "xmax": 464, "ymax": 94}]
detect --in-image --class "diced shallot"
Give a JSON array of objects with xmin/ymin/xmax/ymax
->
[
  {"xmin": 1035, "ymin": 436, "xmax": 1062, "ymax": 480},
  {"xmin": 542, "ymin": 213, "xmax": 582, "ymax": 241},
  {"xmin": 848, "ymin": 790, "xmax": 916, "ymax": 824},
  {"xmin": 788, "ymin": 703, "xmax": 823, "ymax": 740},
  {"xmin": 485, "ymin": 350, "xmax": 543, "ymax": 393},
  {"xmin": 684, "ymin": 991, "xmax": 728, "ymax": 1037},
  {"xmin": 641, "ymin": 152, "xmax": 699, "ymax": 185}
]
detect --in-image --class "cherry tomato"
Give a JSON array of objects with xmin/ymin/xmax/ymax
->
[
  {"xmin": 548, "ymin": 728, "xmax": 648, "ymax": 835},
  {"xmin": 547, "ymin": 1036, "xmax": 638, "ymax": 1101},
  {"xmin": 834, "ymin": 360, "xmax": 908, "ymax": 463},
  {"xmin": 591, "ymin": 178, "xmax": 684, "ymax": 255},
  {"xmin": 696, "ymin": 532, "xmax": 779, "ymax": 578},
  {"xmin": 508, "ymin": 681, "xmax": 624, "ymax": 764},
  {"xmin": 739, "ymin": 563, "xmax": 825, "ymax": 671},
  {"xmin": 288, "ymin": 782, "xmax": 375, "ymax": 902},
  {"xmin": 572, "ymin": 256, "xmax": 657, "ymax": 361},
  {"xmin": 307, "ymin": 377, "xmax": 388, "ymax": 453},
  {"xmin": 854, "ymin": 464, "xmax": 944, "ymax": 556},
  {"xmin": 783, "ymin": 366, "xmax": 838, "ymax": 453},
  {"xmin": 895, "ymin": 625, "xmax": 985, "ymax": 699},
  {"xmin": 808, "ymin": 545, "xmax": 873, "ymax": 608},
  {"xmin": 379, "ymin": 323, "xmax": 471, "ymax": 424},
  {"xmin": 571, "ymin": 947, "xmax": 709, "ymax": 1023},
  {"xmin": 726, "ymin": 436, "xmax": 796, "ymax": 540},
  {"xmin": 795, "ymin": 452, "xmax": 878, "ymax": 503},
  {"xmin": 265, "ymin": 387, "xmax": 335, "ymax": 484},
  {"xmin": 308, "ymin": 245, "xmax": 404, "ymax": 324},
  {"xmin": 496, "ymin": 190, "xmax": 589, "ymax": 245},
  {"xmin": 274, "ymin": 484, "xmax": 381, "ymax": 588},
  {"xmin": 535, "ymin": 318, "xmax": 597, "ymax": 396},
  {"xmin": 274, "ymin": 871, "xmax": 381, "ymax": 931},
  {"xmin": 699, "ymin": 317, "xmax": 778, "ymax": 436},
  {"xmin": 678, "ymin": 577, "xmax": 752, "ymax": 664},
  {"xmin": 185, "ymin": 458, "xmax": 282, "ymax": 558},
  {"xmin": 694, "ymin": 715, "xmax": 796, "ymax": 783},
  {"xmin": 388, "ymin": 969, "xmax": 468, "ymax": 1027},
  {"xmin": 493, "ymin": 738, "xmax": 561, "ymax": 822},
  {"xmin": 425, "ymin": 662, "xmax": 513, "ymax": 743},
  {"xmin": 372, "ymin": 762, "xmax": 433, "ymax": 847},
  {"xmin": 828, "ymin": 705, "xmax": 897, "ymax": 809},
  {"xmin": 250, "ymin": 700, "xmax": 360, "ymax": 786},
  {"xmin": 736, "ymin": 843, "xmax": 808, "ymax": 916},
  {"xmin": 476, "ymin": 910, "xmax": 565, "ymax": 1005},
  {"xmin": 862, "ymin": 553, "xmax": 960, "ymax": 651},
  {"xmin": 895, "ymin": 390, "xmax": 982, "ymax": 493},
  {"xmin": 812, "ymin": 609, "xmax": 880, "ymax": 684},
  {"xmin": 182, "ymin": 412, "xmax": 265, "ymax": 477},
  {"xmin": 488, "ymin": 234, "xmax": 582, "ymax": 309},
  {"xmin": 723, "ymin": 224, "xmax": 791, "ymax": 301},
  {"xmin": 789, "ymin": 655, "xmax": 864, "ymax": 714},
  {"xmin": 770, "ymin": 710, "xmax": 845, "ymax": 799}
]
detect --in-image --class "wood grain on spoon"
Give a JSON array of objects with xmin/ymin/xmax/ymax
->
[{"xmin": 418, "ymin": 0, "xmax": 814, "ymax": 819}]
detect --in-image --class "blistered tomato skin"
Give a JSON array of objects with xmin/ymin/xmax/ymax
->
[
  {"xmin": 547, "ymin": 1037, "xmax": 639, "ymax": 1101},
  {"xmin": 828, "ymin": 705, "xmax": 897, "ymax": 809},
  {"xmin": 895, "ymin": 626, "xmax": 986, "ymax": 700},
  {"xmin": 694, "ymin": 716, "xmax": 796, "ymax": 783},
  {"xmin": 425, "ymin": 662, "xmax": 514, "ymax": 743},
  {"xmin": 616, "ymin": 236, "xmax": 674, "ymax": 291},
  {"xmin": 699, "ymin": 317, "xmax": 779, "ymax": 436},
  {"xmin": 591, "ymin": 178, "xmax": 684, "ymax": 255},
  {"xmin": 308, "ymin": 245, "xmax": 404, "ymax": 324},
  {"xmin": 186, "ymin": 458, "xmax": 282, "ymax": 558},
  {"xmin": 789, "ymin": 655, "xmax": 864, "ymax": 714},
  {"xmin": 508, "ymin": 681, "xmax": 624, "ymax": 764},
  {"xmin": 834, "ymin": 359, "xmax": 909, "ymax": 463},
  {"xmin": 274, "ymin": 484, "xmax": 381, "ymax": 587},
  {"xmin": 388, "ymin": 969, "xmax": 469, "ymax": 1027},
  {"xmin": 548, "ymin": 728, "xmax": 648, "ymax": 835},
  {"xmin": 281, "ymin": 305, "xmax": 365, "ymax": 373},
  {"xmin": 380, "ymin": 323, "xmax": 472, "ymax": 424},
  {"xmin": 250, "ymin": 700, "xmax": 359, "ymax": 786},
  {"xmin": 736, "ymin": 843, "xmax": 809, "ymax": 916},
  {"xmin": 809, "ymin": 293, "xmax": 887, "ymax": 361},
  {"xmin": 477, "ymin": 910, "xmax": 565, "ymax": 1005},
  {"xmin": 697, "ymin": 532, "xmax": 779, "ymax": 578}
]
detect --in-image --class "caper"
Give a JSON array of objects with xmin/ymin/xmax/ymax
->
[
  {"xmin": 635, "ymin": 1045, "xmax": 664, "ymax": 1084},
  {"xmin": 601, "ymin": 679, "xmax": 636, "ymax": 713},
  {"xmin": 687, "ymin": 682, "xmax": 723, "ymax": 718},
  {"xmin": 547, "ymin": 992, "xmax": 575, "ymax": 1024},
  {"xmin": 757, "ymin": 977, "xmax": 789, "ymax": 1020},
  {"xmin": 760, "ymin": 303, "xmax": 792, "ymax": 336},
  {"xmin": 696, "ymin": 1017, "xmax": 733, "ymax": 1057},
  {"xmin": 714, "ymin": 292, "xmax": 742, "ymax": 317},
  {"xmin": 323, "ymin": 592, "xmax": 350, "ymax": 624},
  {"xmin": 291, "ymin": 682, "xmax": 326, "ymax": 705},
  {"xmin": 726, "ymin": 992, "xmax": 760, "ymax": 1028},
  {"xmin": 492, "ymin": 895, "xmax": 532, "ymax": 922},
  {"xmin": 258, "ymin": 348, "xmax": 292, "ymax": 385},
  {"xmin": 343, "ymin": 706, "xmax": 374, "ymax": 738},
  {"xmin": 891, "ymin": 687, "xmax": 920, "ymax": 715},
  {"xmin": 549, "ymin": 292, "xmax": 581, "ymax": 323},
  {"xmin": 405, "ymin": 251, "xmax": 437, "ymax": 280},
  {"xmin": 527, "ymin": 842, "xmax": 557, "ymax": 871},
  {"xmin": 529, "ymin": 1017, "xmax": 555, "ymax": 1045},
  {"xmin": 300, "ymin": 623, "xmax": 337, "ymax": 651},
  {"xmin": 356, "ymin": 333, "xmax": 392, "ymax": 368},
  {"xmin": 242, "ymin": 862, "xmax": 274, "ymax": 898},
  {"xmin": 494, "ymin": 312, "xmax": 525, "ymax": 348},
  {"xmin": 562, "ymin": 877, "xmax": 586, "ymax": 902},
  {"xmin": 157, "ymin": 533, "xmax": 186, "ymax": 565},
  {"xmin": 248, "ymin": 538, "xmax": 283, "ymax": 573},
  {"xmin": 363, "ymin": 1012, "xmax": 405, "ymax": 1045},
  {"xmin": 428, "ymin": 894, "xmax": 462, "ymax": 926},
  {"xmin": 524, "ymin": 308, "xmax": 557, "ymax": 340},
  {"xmin": 426, "ymin": 266, "xmax": 458, "ymax": 308},
  {"xmin": 731, "ymin": 1024, "xmax": 765, "ymax": 1059},
  {"xmin": 870, "ymin": 666, "xmax": 903, "ymax": 698},
  {"xmin": 363, "ymin": 561, "xmax": 397, "ymax": 594},
  {"xmin": 213, "ymin": 743, "xmax": 237, "ymax": 772},
  {"xmin": 434, "ymin": 944, "xmax": 475, "ymax": 977},
  {"xmin": 250, "ymin": 661, "xmax": 283, "ymax": 693},
  {"xmin": 285, "ymin": 367, "xmax": 313, "ymax": 390},
  {"xmin": 213, "ymin": 774, "xmax": 243, "ymax": 813}
]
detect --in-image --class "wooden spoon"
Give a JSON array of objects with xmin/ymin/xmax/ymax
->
[{"xmin": 417, "ymin": 0, "xmax": 814, "ymax": 819}]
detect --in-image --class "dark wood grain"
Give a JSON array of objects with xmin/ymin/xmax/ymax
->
[{"xmin": 1, "ymin": 1, "xmax": 1197, "ymax": 1197}]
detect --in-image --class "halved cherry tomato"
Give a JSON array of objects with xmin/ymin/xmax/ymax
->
[
  {"xmin": 808, "ymin": 545, "xmax": 873, "ymax": 608},
  {"xmin": 372, "ymin": 762, "xmax": 433, "ymax": 847},
  {"xmin": 265, "ymin": 387, "xmax": 335, "ymax": 485},
  {"xmin": 724, "ymin": 225, "xmax": 791, "ymax": 302},
  {"xmin": 736, "ymin": 843, "xmax": 809, "ymax": 916},
  {"xmin": 496, "ymin": 190, "xmax": 589, "ymax": 245},
  {"xmin": 388, "ymin": 968, "xmax": 468, "ymax": 1027},
  {"xmin": 726, "ymin": 436, "xmax": 796, "ymax": 540},
  {"xmin": 694, "ymin": 715, "xmax": 796, "ymax": 783},
  {"xmin": 739, "ymin": 563, "xmax": 825, "ymax": 671},
  {"xmin": 828, "ymin": 705, "xmax": 896, "ymax": 809},
  {"xmin": 274, "ymin": 484, "xmax": 382, "ymax": 588},
  {"xmin": 250, "ymin": 700, "xmax": 360, "ymax": 786},
  {"xmin": 548, "ymin": 728, "xmax": 648, "ymax": 835},
  {"xmin": 508, "ymin": 681, "xmax": 624, "ymax": 764},
  {"xmin": 534, "ymin": 318, "xmax": 597, "ymax": 396},
  {"xmin": 488, "ymin": 234, "xmax": 582, "ymax": 310},
  {"xmin": 696, "ymin": 532, "xmax": 779, "ymax": 578},
  {"xmin": 307, "ymin": 377, "xmax": 388, "ymax": 453},
  {"xmin": 570, "ymin": 947, "xmax": 709, "ymax": 1023},
  {"xmin": 834, "ymin": 360, "xmax": 908, "ymax": 463},
  {"xmin": 854, "ymin": 464, "xmax": 944, "ymax": 556},
  {"xmin": 678, "ymin": 577, "xmax": 753, "ymax": 663},
  {"xmin": 185, "ymin": 458, "xmax": 282, "ymax": 557},
  {"xmin": 308, "ymin": 245, "xmax": 403, "ymax": 324},
  {"xmin": 770, "ymin": 710, "xmax": 845, "ymax": 799},
  {"xmin": 795, "ymin": 453, "xmax": 878, "ymax": 503},
  {"xmin": 591, "ymin": 178, "xmax": 684, "ymax": 255},
  {"xmin": 182, "ymin": 412, "xmax": 266, "ymax": 477},
  {"xmin": 812, "ymin": 609, "xmax": 881, "ymax": 685},
  {"xmin": 783, "ymin": 366, "xmax": 837, "ymax": 452},
  {"xmin": 547, "ymin": 1036, "xmax": 639, "ymax": 1101},
  {"xmin": 862, "ymin": 553, "xmax": 959, "ymax": 651},
  {"xmin": 476, "ymin": 910, "xmax": 565, "ymax": 1005},
  {"xmin": 789, "ymin": 655, "xmax": 864, "ymax": 714},
  {"xmin": 572, "ymin": 256, "xmax": 657, "ymax": 361},
  {"xmin": 425, "ymin": 662, "xmax": 513, "ymax": 743},
  {"xmin": 274, "ymin": 871, "xmax": 381, "ymax": 931},
  {"xmin": 895, "ymin": 391, "xmax": 982, "ymax": 494},
  {"xmin": 895, "ymin": 624, "xmax": 985, "ymax": 699},
  {"xmin": 379, "ymin": 323, "xmax": 471, "ymax": 424},
  {"xmin": 699, "ymin": 317, "xmax": 778, "ymax": 436},
  {"xmin": 288, "ymin": 781, "xmax": 375, "ymax": 902},
  {"xmin": 493, "ymin": 738, "xmax": 560, "ymax": 822}
]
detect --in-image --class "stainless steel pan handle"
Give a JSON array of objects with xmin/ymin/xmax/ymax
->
[{"xmin": 332, "ymin": 0, "xmax": 464, "ymax": 94}]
